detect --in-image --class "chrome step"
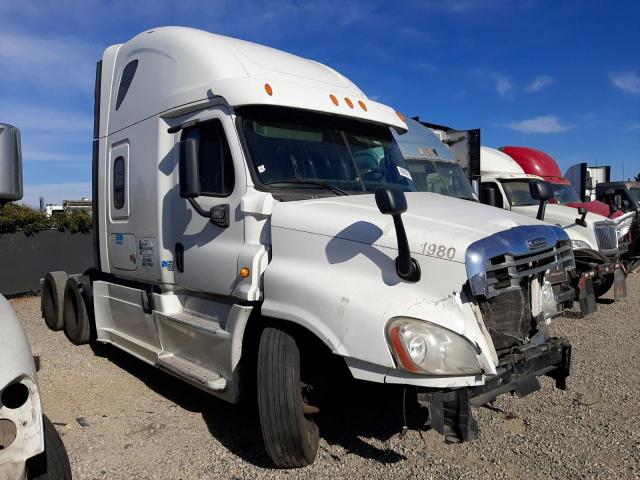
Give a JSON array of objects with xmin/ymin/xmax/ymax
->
[
  {"xmin": 164, "ymin": 311, "xmax": 224, "ymax": 335},
  {"xmin": 157, "ymin": 352, "xmax": 227, "ymax": 391}
]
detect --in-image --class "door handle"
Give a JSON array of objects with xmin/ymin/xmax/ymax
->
[{"xmin": 175, "ymin": 243, "xmax": 184, "ymax": 273}]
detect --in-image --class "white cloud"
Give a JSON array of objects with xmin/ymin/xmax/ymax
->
[
  {"xmin": 0, "ymin": 103, "xmax": 92, "ymax": 133},
  {"xmin": 505, "ymin": 115, "xmax": 572, "ymax": 134},
  {"xmin": 491, "ymin": 73, "xmax": 512, "ymax": 97},
  {"xmin": 0, "ymin": 31, "xmax": 98, "ymax": 94},
  {"xmin": 22, "ymin": 182, "xmax": 91, "ymax": 207},
  {"xmin": 611, "ymin": 72, "xmax": 640, "ymax": 94},
  {"xmin": 526, "ymin": 75, "xmax": 555, "ymax": 92},
  {"xmin": 626, "ymin": 123, "xmax": 640, "ymax": 131}
]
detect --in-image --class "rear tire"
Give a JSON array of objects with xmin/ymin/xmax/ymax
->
[
  {"xmin": 41, "ymin": 272, "xmax": 67, "ymax": 331},
  {"xmin": 63, "ymin": 277, "xmax": 94, "ymax": 345},
  {"xmin": 593, "ymin": 273, "xmax": 614, "ymax": 298},
  {"xmin": 257, "ymin": 326, "xmax": 319, "ymax": 468},
  {"xmin": 26, "ymin": 415, "xmax": 72, "ymax": 480}
]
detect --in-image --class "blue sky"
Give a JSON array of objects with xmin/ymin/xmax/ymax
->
[{"xmin": 1, "ymin": 0, "xmax": 638, "ymax": 205}]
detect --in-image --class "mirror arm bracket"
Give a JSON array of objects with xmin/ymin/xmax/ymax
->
[
  {"xmin": 536, "ymin": 200, "xmax": 547, "ymax": 221},
  {"xmin": 186, "ymin": 197, "xmax": 229, "ymax": 228}
]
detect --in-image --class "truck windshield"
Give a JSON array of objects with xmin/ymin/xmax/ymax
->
[
  {"xmin": 500, "ymin": 180, "xmax": 538, "ymax": 206},
  {"xmin": 551, "ymin": 183, "xmax": 581, "ymax": 204},
  {"xmin": 405, "ymin": 159, "xmax": 477, "ymax": 201},
  {"xmin": 238, "ymin": 106, "xmax": 416, "ymax": 195},
  {"xmin": 630, "ymin": 187, "xmax": 640, "ymax": 202}
]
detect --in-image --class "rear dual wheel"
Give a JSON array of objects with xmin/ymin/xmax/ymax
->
[
  {"xmin": 257, "ymin": 326, "xmax": 320, "ymax": 468},
  {"xmin": 41, "ymin": 272, "xmax": 68, "ymax": 331},
  {"xmin": 63, "ymin": 277, "xmax": 95, "ymax": 345}
]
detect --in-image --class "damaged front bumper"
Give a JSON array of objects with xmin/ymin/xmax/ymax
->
[{"xmin": 416, "ymin": 336, "xmax": 571, "ymax": 443}]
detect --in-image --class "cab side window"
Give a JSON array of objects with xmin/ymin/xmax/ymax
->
[
  {"xmin": 182, "ymin": 120, "xmax": 234, "ymax": 196},
  {"xmin": 113, "ymin": 156, "xmax": 125, "ymax": 209}
]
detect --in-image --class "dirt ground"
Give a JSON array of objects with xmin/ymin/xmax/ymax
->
[{"xmin": 11, "ymin": 273, "xmax": 640, "ymax": 479}]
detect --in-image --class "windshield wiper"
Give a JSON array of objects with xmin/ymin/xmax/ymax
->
[{"xmin": 264, "ymin": 179, "xmax": 349, "ymax": 196}]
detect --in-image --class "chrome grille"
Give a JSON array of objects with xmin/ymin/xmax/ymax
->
[
  {"xmin": 614, "ymin": 212, "xmax": 634, "ymax": 240},
  {"xmin": 594, "ymin": 222, "xmax": 618, "ymax": 251},
  {"xmin": 483, "ymin": 241, "xmax": 574, "ymax": 298}
]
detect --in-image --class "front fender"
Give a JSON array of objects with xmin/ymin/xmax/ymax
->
[{"xmin": 261, "ymin": 228, "xmax": 497, "ymax": 378}]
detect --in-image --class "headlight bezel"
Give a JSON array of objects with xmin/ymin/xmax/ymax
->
[
  {"xmin": 571, "ymin": 239, "xmax": 592, "ymax": 251},
  {"xmin": 385, "ymin": 317, "xmax": 482, "ymax": 376}
]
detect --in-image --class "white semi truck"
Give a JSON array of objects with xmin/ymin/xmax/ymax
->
[
  {"xmin": 394, "ymin": 118, "xmax": 627, "ymax": 311},
  {"xmin": 0, "ymin": 124, "xmax": 71, "ymax": 479},
  {"xmin": 479, "ymin": 147, "xmax": 628, "ymax": 303},
  {"xmin": 43, "ymin": 27, "xmax": 577, "ymax": 468}
]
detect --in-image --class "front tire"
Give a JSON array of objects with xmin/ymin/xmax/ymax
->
[
  {"xmin": 26, "ymin": 415, "xmax": 72, "ymax": 480},
  {"xmin": 257, "ymin": 326, "xmax": 319, "ymax": 468}
]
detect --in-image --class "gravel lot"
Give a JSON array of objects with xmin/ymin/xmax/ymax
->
[{"xmin": 11, "ymin": 274, "xmax": 640, "ymax": 479}]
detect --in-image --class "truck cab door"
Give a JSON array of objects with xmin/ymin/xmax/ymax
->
[{"xmin": 171, "ymin": 110, "xmax": 246, "ymax": 297}]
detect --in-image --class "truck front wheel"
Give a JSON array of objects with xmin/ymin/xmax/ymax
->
[{"xmin": 257, "ymin": 326, "xmax": 319, "ymax": 468}]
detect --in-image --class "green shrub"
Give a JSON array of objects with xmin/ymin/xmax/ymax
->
[{"xmin": 0, "ymin": 203, "xmax": 92, "ymax": 235}]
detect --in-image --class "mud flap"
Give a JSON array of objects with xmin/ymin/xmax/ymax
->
[
  {"xmin": 578, "ymin": 276, "xmax": 597, "ymax": 316},
  {"xmin": 613, "ymin": 266, "xmax": 627, "ymax": 300}
]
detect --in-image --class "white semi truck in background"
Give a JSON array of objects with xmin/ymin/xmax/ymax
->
[
  {"xmin": 42, "ymin": 27, "xmax": 577, "ymax": 468},
  {"xmin": 0, "ymin": 124, "xmax": 72, "ymax": 479},
  {"xmin": 395, "ymin": 118, "xmax": 628, "ymax": 313}
]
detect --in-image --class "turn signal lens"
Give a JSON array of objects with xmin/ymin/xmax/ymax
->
[
  {"xmin": 344, "ymin": 97, "xmax": 354, "ymax": 109},
  {"xmin": 396, "ymin": 111, "xmax": 406, "ymax": 122},
  {"xmin": 329, "ymin": 94, "xmax": 339, "ymax": 106},
  {"xmin": 358, "ymin": 100, "xmax": 367, "ymax": 111},
  {"xmin": 239, "ymin": 267, "xmax": 250, "ymax": 278},
  {"xmin": 264, "ymin": 83, "xmax": 273, "ymax": 96}
]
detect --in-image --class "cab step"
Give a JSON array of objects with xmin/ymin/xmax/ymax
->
[
  {"xmin": 157, "ymin": 352, "xmax": 227, "ymax": 391},
  {"xmin": 164, "ymin": 311, "xmax": 224, "ymax": 335}
]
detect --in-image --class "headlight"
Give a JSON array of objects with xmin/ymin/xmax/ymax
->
[
  {"xmin": 385, "ymin": 317, "xmax": 482, "ymax": 375},
  {"xmin": 571, "ymin": 239, "xmax": 591, "ymax": 250}
]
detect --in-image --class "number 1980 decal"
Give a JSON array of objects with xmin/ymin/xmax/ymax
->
[{"xmin": 421, "ymin": 242, "xmax": 456, "ymax": 259}]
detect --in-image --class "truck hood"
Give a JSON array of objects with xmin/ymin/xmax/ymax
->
[
  {"xmin": 512, "ymin": 203, "xmax": 608, "ymax": 251},
  {"xmin": 271, "ymin": 192, "xmax": 546, "ymax": 264},
  {"xmin": 565, "ymin": 199, "xmax": 620, "ymax": 218},
  {"xmin": 0, "ymin": 295, "xmax": 36, "ymax": 387}
]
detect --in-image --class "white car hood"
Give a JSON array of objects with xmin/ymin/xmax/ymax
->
[
  {"xmin": 0, "ymin": 295, "xmax": 36, "ymax": 387},
  {"xmin": 271, "ymin": 192, "xmax": 547, "ymax": 264}
]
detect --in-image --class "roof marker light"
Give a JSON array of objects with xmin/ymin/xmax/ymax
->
[
  {"xmin": 344, "ymin": 97, "xmax": 354, "ymax": 109},
  {"xmin": 358, "ymin": 100, "xmax": 367, "ymax": 111},
  {"xmin": 264, "ymin": 83, "xmax": 273, "ymax": 96},
  {"xmin": 330, "ymin": 94, "xmax": 339, "ymax": 106},
  {"xmin": 396, "ymin": 111, "xmax": 406, "ymax": 122}
]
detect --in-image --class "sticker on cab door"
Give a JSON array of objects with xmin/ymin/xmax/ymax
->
[
  {"xmin": 397, "ymin": 166, "xmax": 413, "ymax": 180},
  {"xmin": 115, "ymin": 234, "xmax": 123, "ymax": 245}
]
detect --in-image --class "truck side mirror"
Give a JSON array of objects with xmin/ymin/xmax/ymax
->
[
  {"xmin": 576, "ymin": 207, "xmax": 588, "ymax": 227},
  {"xmin": 179, "ymin": 138, "xmax": 200, "ymax": 198},
  {"xmin": 529, "ymin": 180, "xmax": 553, "ymax": 221},
  {"xmin": 0, "ymin": 124, "xmax": 23, "ymax": 204},
  {"xmin": 374, "ymin": 188, "xmax": 420, "ymax": 282},
  {"xmin": 481, "ymin": 185, "xmax": 498, "ymax": 207}
]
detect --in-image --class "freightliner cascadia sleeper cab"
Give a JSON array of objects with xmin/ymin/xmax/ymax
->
[
  {"xmin": 0, "ymin": 125, "xmax": 71, "ymax": 480},
  {"xmin": 43, "ymin": 28, "xmax": 576, "ymax": 468}
]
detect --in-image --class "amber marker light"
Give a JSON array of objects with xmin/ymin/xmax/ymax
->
[
  {"xmin": 344, "ymin": 97, "xmax": 354, "ymax": 109},
  {"xmin": 240, "ymin": 267, "xmax": 250, "ymax": 278},
  {"xmin": 358, "ymin": 100, "xmax": 367, "ymax": 111},
  {"xmin": 396, "ymin": 111, "xmax": 406, "ymax": 122},
  {"xmin": 329, "ymin": 94, "xmax": 339, "ymax": 106},
  {"xmin": 264, "ymin": 83, "xmax": 273, "ymax": 96}
]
